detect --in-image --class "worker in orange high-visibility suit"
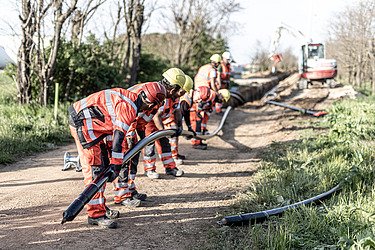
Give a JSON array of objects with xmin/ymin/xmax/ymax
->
[
  {"xmin": 189, "ymin": 86, "xmax": 215, "ymax": 150},
  {"xmin": 219, "ymin": 51, "xmax": 232, "ymax": 89},
  {"xmin": 68, "ymin": 82, "xmax": 166, "ymax": 229},
  {"xmin": 143, "ymin": 68, "xmax": 187, "ymax": 179},
  {"xmin": 105, "ymin": 101, "xmax": 162, "ymax": 208},
  {"xmin": 201, "ymin": 88, "xmax": 231, "ymax": 135},
  {"xmin": 163, "ymin": 75, "xmax": 194, "ymax": 165},
  {"xmin": 109, "ymin": 83, "xmax": 166, "ymax": 207},
  {"xmin": 194, "ymin": 54, "xmax": 222, "ymax": 92},
  {"xmin": 216, "ymin": 51, "xmax": 233, "ymax": 113},
  {"xmin": 191, "ymin": 88, "xmax": 231, "ymax": 149},
  {"xmin": 179, "ymin": 86, "xmax": 210, "ymax": 150}
]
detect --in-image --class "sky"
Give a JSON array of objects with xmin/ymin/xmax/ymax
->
[
  {"xmin": 226, "ymin": 0, "xmax": 352, "ymax": 64},
  {"xmin": 0, "ymin": 0, "xmax": 355, "ymax": 64}
]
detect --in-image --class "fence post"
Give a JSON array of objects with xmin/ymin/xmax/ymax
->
[{"xmin": 54, "ymin": 82, "xmax": 59, "ymax": 120}]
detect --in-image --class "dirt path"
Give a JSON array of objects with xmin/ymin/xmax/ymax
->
[{"xmin": 0, "ymin": 80, "xmax": 357, "ymax": 249}]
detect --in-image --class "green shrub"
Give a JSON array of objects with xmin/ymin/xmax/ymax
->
[
  {"xmin": 0, "ymin": 69, "xmax": 17, "ymax": 104},
  {"xmin": 0, "ymin": 71, "xmax": 71, "ymax": 164}
]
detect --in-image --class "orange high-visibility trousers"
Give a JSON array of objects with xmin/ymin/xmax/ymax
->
[
  {"xmin": 107, "ymin": 135, "xmax": 140, "ymax": 203},
  {"xmin": 164, "ymin": 122, "xmax": 179, "ymax": 160},
  {"xmin": 190, "ymin": 111, "xmax": 203, "ymax": 145},
  {"xmin": 201, "ymin": 111, "xmax": 211, "ymax": 133},
  {"xmin": 142, "ymin": 122, "xmax": 176, "ymax": 171},
  {"xmin": 70, "ymin": 126, "xmax": 107, "ymax": 219}
]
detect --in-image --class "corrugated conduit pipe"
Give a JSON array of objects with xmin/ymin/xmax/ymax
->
[
  {"xmin": 62, "ymin": 107, "xmax": 234, "ymax": 224},
  {"xmin": 218, "ymin": 179, "xmax": 344, "ymax": 226}
]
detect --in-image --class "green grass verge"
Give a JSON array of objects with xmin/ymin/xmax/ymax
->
[
  {"xmin": 203, "ymin": 97, "xmax": 375, "ymax": 250},
  {"xmin": 0, "ymin": 72, "xmax": 71, "ymax": 164}
]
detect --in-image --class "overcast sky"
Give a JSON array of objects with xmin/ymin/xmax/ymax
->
[{"xmin": 0, "ymin": 0, "xmax": 355, "ymax": 64}]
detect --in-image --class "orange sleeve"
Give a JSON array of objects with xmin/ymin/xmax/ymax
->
[{"xmin": 110, "ymin": 101, "xmax": 137, "ymax": 165}]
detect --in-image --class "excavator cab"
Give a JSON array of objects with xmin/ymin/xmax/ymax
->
[
  {"xmin": 299, "ymin": 43, "xmax": 337, "ymax": 89},
  {"xmin": 306, "ymin": 43, "xmax": 325, "ymax": 59},
  {"xmin": 268, "ymin": 23, "xmax": 338, "ymax": 89}
]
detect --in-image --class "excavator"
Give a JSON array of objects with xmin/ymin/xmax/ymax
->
[{"xmin": 269, "ymin": 23, "xmax": 338, "ymax": 89}]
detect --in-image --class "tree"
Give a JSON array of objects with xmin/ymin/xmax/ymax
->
[
  {"xmin": 17, "ymin": 0, "xmax": 37, "ymax": 104},
  {"xmin": 327, "ymin": 0, "xmax": 375, "ymax": 91},
  {"xmin": 251, "ymin": 40, "xmax": 270, "ymax": 72},
  {"xmin": 66, "ymin": 0, "xmax": 106, "ymax": 100},
  {"xmin": 36, "ymin": 0, "xmax": 78, "ymax": 105},
  {"xmin": 102, "ymin": 0, "xmax": 150, "ymax": 85},
  {"xmin": 17, "ymin": 0, "xmax": 78, "ymax": 105},
  {"xmin": 53, "ymin": 36, "xmax": 126, "ymax": 102},
  {"xmin": 122, "ymin": 0, "xmax": 145, "ymax": 85},
  {"xmin": 153, "ymin": 0, "xmax": 240, "ymax": 69}
]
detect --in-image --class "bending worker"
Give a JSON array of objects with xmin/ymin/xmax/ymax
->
[
  {"xmin": 162, "ymin": 75, "xmax": 194, "ymax": 165},
  {"xmin": 142, "ymin": 68, "xmax": 188, "ymax": 179},
  {"xmin": 68, "ymin": 82, "xmax": 166, "ymax": 229},
  {"xmin": 191, "ymin": 88, "xmax": 231, "ymax": 149}
]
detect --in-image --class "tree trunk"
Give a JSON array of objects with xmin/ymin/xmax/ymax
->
[
  {"xmin": 36, "ymin": 0, "xmax": 77, "ymax": 106},
  {"xmin": 17, "ymin": 0, "xmax": 35, "ymax": 104},
  {"xmin": 122, "ymin": 0, "xmax": 144, "ymax": 85},
  {"xmin": 129, "ymin": 2, "xmax": 143, "ymax": 84}
]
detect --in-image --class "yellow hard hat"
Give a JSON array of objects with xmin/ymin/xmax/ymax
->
[
  {"xmin": 183, "ymin": 75, "xmax": 193, "ymax": 92},
  {"xmin": 210, "ymin": 54, "xmax": 222, "ymax": 63},
  {"xmin": 218, "ymin": 89, "xmax": 231, "ymax": 102},
  {"xmin": 162, "ymin": 68, "xmax": 186, "ymax": 89}
]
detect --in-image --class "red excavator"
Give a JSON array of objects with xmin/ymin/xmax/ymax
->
[{"xmin": 269, "ymin": 23, "xmax": 338, "ymax": 89}]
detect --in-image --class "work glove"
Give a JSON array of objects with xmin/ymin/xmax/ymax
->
[
  {"xmin": 185, "ymin": 125, "xmax": 196, "ymax": 139},
  {"xmin": 107, "ymin": 164, "xmax": 122, "ymax": 182},
  {"xmin": 172, "ymin": 126, "xmax": 183, "ymax": 138}
]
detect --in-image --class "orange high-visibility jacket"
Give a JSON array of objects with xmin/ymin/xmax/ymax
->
[
  {"xmin": 190, "ymin": 91, "xmax": 216, "ymax": 113},
  {"xmin": 180, "ymin": 92, "xmax": 192, "ymax": 108},
  {"xmin": 159, "ymin": 97, "xmax": 180, "ymax": 125},
  {"xmin": 220, "ymin": 62, "xmax": 231, "ymax": 81},
  {"xmin": 68, "ymin": 88, "xmax": 139, "ymax": 165},
  {"xmin": 194, "ymin": 64, "xmax": 218, "ymax": 89}
]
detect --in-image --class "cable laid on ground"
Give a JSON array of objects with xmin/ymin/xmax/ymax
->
[
  {"xmin": 218, "ymin": 183, "xmax": 342, "ymax": 226},
  {"xmin": 61, "ymin": 106, "xmax": 233, "ymax": 224},
  {"xmin": 62, "ymin": 104, "xmax": 234, "ymax": 224},
  {"xmin": 192, "ymin": 106, "xmax": 233, "ymax": 140},
  {"xmin": 230, "ymin": 91, "xmax": 246, "ymax": 105},
  {"xmin": 61, "ymin": 129, "xmax": 177, "ymax": 224},
  {"xmin": 266, "ymin": 100, "xmax": 328, "ymax": 117}
]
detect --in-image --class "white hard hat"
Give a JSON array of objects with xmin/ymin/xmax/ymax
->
[{"xmin": 222, "ymin": 51, "xmax": 231, "ymax": 60}]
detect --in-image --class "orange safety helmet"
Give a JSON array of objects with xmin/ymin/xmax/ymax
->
[
  {"xmin": 196, "ymin": 86, "xmax": 211, "ymax": 102},
  {"xmin": 141, "ymin": 82, "xmax": 167, "ymax": 105}
]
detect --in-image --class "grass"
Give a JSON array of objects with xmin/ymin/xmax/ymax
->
[
  {"xmin": 203, "ymin": 96, "xmax": 375, "ymax": 249},
  {"xmin": 0, "ymin": 72, "xmax": 71, "ymax": 164}
]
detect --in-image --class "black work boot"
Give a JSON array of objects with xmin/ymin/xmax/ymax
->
[
  {"xmin": 177, "ymin": 154, "xmax": 186, "ymax": 160},
  {"xmin": 87, "ymin": 216, "xmax": 118, "ymax": 229},
  {"xmin": 165, "ymin": 167, "xmax": 184, "ymax": 177},
  {"xmin": 192, "ymin": 143, "xmax": 207, "ymax": 150},
  {"xmin": 105, "ymin": 206, "xmax": 120, "ymax": 219},
  {"xmin": 132, "ymin": 190, "xmax": 147, "ymax": 201}
]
